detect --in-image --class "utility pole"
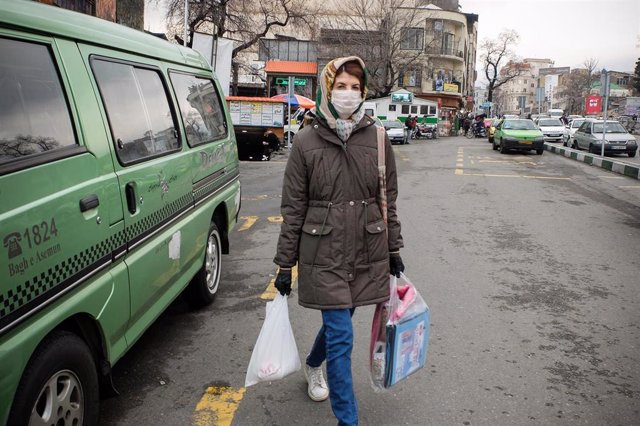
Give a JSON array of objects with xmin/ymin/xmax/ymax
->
[
  {"xmin": 600, "ymin": 69, "xmax": 610, "ymax": 157},
  {"xmin": 183, "ymin": 0, "xmax": 188, "ymax": 46}
]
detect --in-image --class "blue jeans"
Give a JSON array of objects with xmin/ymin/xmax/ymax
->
[{"xmin": 307, "ymin": 308, "xmax": 357, "ymax": 426}]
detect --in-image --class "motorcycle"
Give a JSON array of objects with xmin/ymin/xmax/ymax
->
[
  {"xmin": 467, "ymin": 122, "xmax": 486, "ymax": 138},
  {"xmin": 412, "ymin": 123, "xmax": 437, "ymax": 139}
]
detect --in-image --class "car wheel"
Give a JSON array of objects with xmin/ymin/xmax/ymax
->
[
  {"xmin": 589, "ymin": 144, "xmax": 596, "ymax": 154},
  {"xmin": 499, "ymin": 139, "xmax": 507, "ymax": 154},
  {"xmin": 186, "ymin": 221, "xmax": 222, "ymax": 308},
  {"xmin": 536, "ymin": 149, "xmax": 544, "ymax": 155},
  {"xmin": 629, "ymin": 150, "xmax": 637, "ymax": 158},
  {"xmin": 8, "ymin": 331, "xmax": 99, "ymax": 426}
]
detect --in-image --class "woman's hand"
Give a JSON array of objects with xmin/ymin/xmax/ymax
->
[
  {"xmin": 389, "ymin": 253, "xmax": 405, "ymax": 278},
  {"xmin": 274, "ymin": 268, "xmax": 292, "ymax": 296}
]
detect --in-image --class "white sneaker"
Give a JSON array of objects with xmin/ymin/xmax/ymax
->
[{"xmin": 304, "ymin": 364, "xmax": 329, "ymax": 402}]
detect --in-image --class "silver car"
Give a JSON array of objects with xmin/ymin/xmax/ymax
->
[
  {"xmin": 563, "ymin": 118, "xmax": 585, "ymax": 147},
  {"xmin": 573, "ymin": 119, "xmax": 638, "ymax": 157}
]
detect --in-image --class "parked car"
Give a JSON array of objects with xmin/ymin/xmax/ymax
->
[
  {"xmin": 492, "ymin": 119, "xmax": 545, "ymax": 155},
  {"xmin": 0, "ymin": 2, "xmax": 241, "ymax": 424},
  {"xmin": 382, "ymin": 120, "xmax": 406, "ymax": 145},
  {"xmin": 563, "ymin": 118, "xmax": 585, "ymax": 147},
  {"xmin": 487, "ymin": 118, "xmax": 502, "ymax": 143},
  {"xmin": 572, "ymin": 119, "xmax": 638, "ymax": 157},
  {"xmin": 535, "ymin": 117, "xmax": 565, "ymax": 143}
]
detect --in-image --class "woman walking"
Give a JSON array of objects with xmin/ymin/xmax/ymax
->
[{"xmin": 273, "ymin": 56, "xmax": 405, "ymax": 425}]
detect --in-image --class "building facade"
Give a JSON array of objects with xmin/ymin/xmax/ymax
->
[
  {"xmin": 37, "ymin": 0, "xmax": 144, "ymax": 30},
  {"xmin": 230, "ymin": 0, "xmax": 479, "ymax": 125}
]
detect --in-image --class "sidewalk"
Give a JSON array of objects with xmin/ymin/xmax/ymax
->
[{"xmin": 544, "ymin": 143, "xmax": 640, "ymax": 180}]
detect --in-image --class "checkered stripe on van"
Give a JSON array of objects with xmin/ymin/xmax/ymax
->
[
  {"xmin": 126, "ymin": 193, "xmax": 193, "ymax": 241},
  {"xmin": 1, "ymin": 193, "xmax": 193, "ymax": 327},
  {"xmin": 0, "ymin": 229, "xmax": 128, "ymax": 322}
]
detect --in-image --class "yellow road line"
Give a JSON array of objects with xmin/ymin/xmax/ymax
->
[
  {"xmin": 193, "ymin": 386, "xmax": 246, "ymax": 426},
  {"xmin": 237, "ymin": 216, "xmax": 258, "ymax": 231},
  {"xmin": 267, "ymin": 215, "xmax": 283, "ymax": 223},
  {"xmin": 260, "ymin": 265, "xmax": 299, "ymax": 300}
]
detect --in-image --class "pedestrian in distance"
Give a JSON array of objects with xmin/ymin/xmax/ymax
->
[
  {"xmin": 462, "ymin": 116, "xmax": 470, "ymax": 136},
  {"xmin": 404, "ymin": 114, "xmax": 413, "ymax": 144},
  {"xmin": 560, "ymin": 112, "xmax": 569, "ymax": 126},
  {"xmin": 273, "ymin": 56, "xmax": 405, "ymax": 426},
  {"xmin": 261, "ymin": 129, "xmax": 280, "ymax": 160}
]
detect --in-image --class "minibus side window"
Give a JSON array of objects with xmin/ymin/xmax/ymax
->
[
  {"xmin": 92, "ymin": 60, "xmax": 179, "ymax": 164},
  {"xmin": 170, "ymin": 73, "xmax": 227, "ymax": 146},
  {"xmin": 0, "ymin": 38, "xmax": 76, "ymax": 166}
]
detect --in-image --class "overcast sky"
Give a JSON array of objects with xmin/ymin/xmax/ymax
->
[
  {"xmin": 461, "ymin": 0, "xmax": 640, "ymax": 74},
  {"xmin": 145, "ymin": 0, "xmax": 640, "ymax": 73}
]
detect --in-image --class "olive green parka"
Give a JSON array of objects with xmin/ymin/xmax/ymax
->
[{"xmin": 274, "ymin": 116, "xmax": 403, "ymax": 309}]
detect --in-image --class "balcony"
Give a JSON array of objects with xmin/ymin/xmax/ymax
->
[{"xmin": 425, "ymin": 46, "xmax": 464, "ymax": 62}]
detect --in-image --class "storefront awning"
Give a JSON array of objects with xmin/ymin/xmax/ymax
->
[{"xmin": 265, "ymin": 61, "xmax": 318, "ymax": 75}]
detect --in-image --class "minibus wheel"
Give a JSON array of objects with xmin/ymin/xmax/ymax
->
[
  {"xmin": 9, "ymin": 331, "xmax": 99, "ymax": 426},
  {"xmin": 186, "ymin": 222, "xmax": 222, "ymax": 308}
]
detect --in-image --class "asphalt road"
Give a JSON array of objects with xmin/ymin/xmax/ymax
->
[{"xmin": 99, "ymin": 136, "xmax": 640, "ymax": 425}]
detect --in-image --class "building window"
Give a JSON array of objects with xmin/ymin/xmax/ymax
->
[
  {"xmin": 400, "ymin": 69, "xmax": 422, "ymax": 87},
  {"xmin": 420, "ymin": 105, "xmax": 429, "ymax": 115},
  {"xmin": 401, "ymin": 105, "xmax": 410, "ymax": 114},
  {"xmin": 401, "ymin": 28, "xmax": 424, "ymax": 50},
  {"xmin": 389, "ymin": 104, "xmax": 396, "ymax": 112},
  {"xmin": 258, "ymin": 39, "xmax": 317, "ymax": 62},
  {"xmin": 442, "ymin": 33, "xmax": 454, "ymax": 56}
]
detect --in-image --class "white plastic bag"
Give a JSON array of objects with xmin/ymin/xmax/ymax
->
[{"xmin": 245, "ymin": 293, "xmax": 301, "ymax": 387}]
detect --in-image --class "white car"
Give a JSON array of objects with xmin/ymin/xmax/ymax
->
[
  {"xmin": 563, "ymin": 118, "xmax": 585, "ymax": 146},
  {"xmin": 536, "ymin": 117, "xmax": 565, "ymax": 143},
  {"xmin": 382, "ymin": 120, "xmax": 406, "ymax": 145}
]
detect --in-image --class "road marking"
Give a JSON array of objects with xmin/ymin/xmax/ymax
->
[
  {"xmin": 237, "ymin": 216, "xmax": 258, "ymax": 231},
  {"xmin": 193, "ymin": 386, "xmax": 245, "ymax": 426},
  {"xmin": 241, "ymin": 194, "xmax": 271, "ymax": 201},
  {"xmin": 598, "ymin": 175, "xmax": 626, "ymax": 179},
  {"xmin": 455, "ymin": 148, "xmax": 464, "ymax": 174},
  {"xmin": 458, "ymin": 171, "xmax": 570, "ymax": 180},
  {"xmin": 260, "ymin": 265, "xmax": 299, "ymax": 300},
  {"xmin": 618, "ymin": 185, "xmax": 640, "ymax": 189},
  {"xmin": 267, "ymin": 215, "xmax": 283, "ymax": 223}
]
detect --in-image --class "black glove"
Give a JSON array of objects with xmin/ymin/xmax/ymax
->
[
  {"xmin": 274, "ymin": 268, "xmax": 292, "ymax": 296},
  {"xmin": 389, "ymin": 253, "xmax": 405, "ymax": 278}
]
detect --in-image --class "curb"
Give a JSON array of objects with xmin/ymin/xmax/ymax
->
[{"xmin": 544, "ymin": 143, "xmax": 640, "ymax": 180}]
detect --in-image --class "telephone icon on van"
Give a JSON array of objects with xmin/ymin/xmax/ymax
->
[{"xmin": 3, "ymin": 232, "xmax": 22, "ymax": 259}]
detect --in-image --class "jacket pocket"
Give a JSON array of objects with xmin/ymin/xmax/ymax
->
[
  {"xmin": 299, "ymin": 223, "xmax": 334, "ymax": 266},
  {"xmin": 365, "ymin": 220, "xmax": 387, "ymax": 263}
]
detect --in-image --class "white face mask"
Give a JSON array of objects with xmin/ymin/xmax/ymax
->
[{"xmin": 331, "ymin": 90, "xmax": 362, "ymax": 119}]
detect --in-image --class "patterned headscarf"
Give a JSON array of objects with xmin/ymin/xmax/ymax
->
[{"xmin": 316, "ymin": 56, "xmax": 369, "ymax": 135}]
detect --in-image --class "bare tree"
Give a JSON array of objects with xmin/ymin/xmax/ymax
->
[
  {"xmin": 557, "ymin": 69, "xmax": 590, "ymax": 115},
  {"xmin": 480, "ymin": 29, "xmax": 522, "ymax": 105},
  {"xmin": 319, "ymin": 0, "xmax": 436, "ymax": 98},
  {"xmin": 165, "ymin": 0, "xmax": 318, "ymax": 94},
  {"xmin": 582, "ymin": 57, "xmax": 599, "ymax": 94}
]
